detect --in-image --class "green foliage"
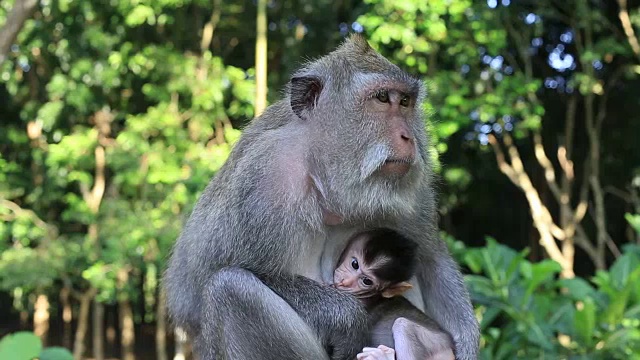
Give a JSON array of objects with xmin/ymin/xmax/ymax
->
[
  {"xmin": 0, "ymin": 246, "xmax": 64, "ymax": 291},
  {"xmin": 0, "ymin": 331, "xmax": 73, "ymax": 360},
  {"xmin": 447, "ymin": 237, "xmax": 640, "ymax": 359},
  {"xmin": 0, "ymin": 332, "xmax": 42, "ymax": 360},
  {"xmin": 0, "ymin": 0, "xmax": 253, "ymax": 313},
  {"xmin": 627, "ymin": 213, "xmax": 640, "ymax": 235},
  {"xmin": 39, "ymin": 347, "xmax": 75, "ymax": 360}
]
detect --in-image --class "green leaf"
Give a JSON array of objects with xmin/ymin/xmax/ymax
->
[
  {"xmin": 609, "ymin": 252, "xmax": 640, "ymax": 289},
  {"xmin": 557, "ymin": 277, "xmax": 597, "ymax": 301},
  {"xmin": 40, "ymin": 347, "xmax": 74, "ymax": 360},
  {"xmin": 626, "ymin": 213, "xmax": 640, "ymax": 235},
  {"xmin": 522, "ymin": 260, "xmax": 562, "ymax": 301},
  {"xmin": 523, "ymin": 319, "xmax": 554, "ymax": 351},
  {"xmin": 602, "ymin": 298, "xmax": 628, "ymax": 327},
  {"xmin": 36, "ymin": 101, "xmax": 64, "ymax": 131},
  {"xmin": 126, "ymin": 5, "xmax": 156, "ymax": 27},
  {"xmin": 574, "ymin": 297, "xmax": 596, "ymax": 346},
  {"xmin": 0, "ymin": 332, "xmax": 43, "ymax": 360}
]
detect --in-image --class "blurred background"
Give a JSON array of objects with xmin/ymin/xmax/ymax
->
[{"xmin": 1, "ymin": 0, "xmax": 639, "ymax": 359}]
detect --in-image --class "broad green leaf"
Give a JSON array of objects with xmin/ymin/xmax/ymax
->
[
  {"xmin": 609, "ymin": 252, "xmax": 640, "ymax": 289},
  {"xmin": 40, "ymin": 347, "xmax": 74, "ymax": 360},
  {"xmin": 574, "ymin": 297, "xmax": 596, "ymax": 346},
  {"xmin": 522, "ymin": 260, "xmax": 562, "ymax": 301},
  {"xmin": 0, "ymin": 332, "xmax": 42, "ymax": 360},
  {"xmin": 557, "ymin": 278, "xmax": 597, "ymax": 302},
  {"xmin": 626, "ymin": 213, "xmax": 640, "ymax": 235}
]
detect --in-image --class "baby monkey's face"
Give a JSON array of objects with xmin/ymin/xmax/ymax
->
[{"xmin": 333, "ymin": 235, "xmax": 390, "ymax": 298}]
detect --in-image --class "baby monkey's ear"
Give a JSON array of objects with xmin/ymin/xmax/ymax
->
[{"xmin": 381, "ymin": 282, "xmax": 413, "ymax": 298}]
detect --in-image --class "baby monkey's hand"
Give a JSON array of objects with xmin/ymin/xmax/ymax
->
[{"xmin": 356, "ymin": 345, "xmax": 395, "ymax": 360}]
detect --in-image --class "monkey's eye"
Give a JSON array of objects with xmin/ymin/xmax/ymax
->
[
  {"xmin": 351, "ymin": 258, "xmax": 359, "ymax": 270},
  {"xmin": 376, "ymin": 90, "xmax": 389, "ymax": 103},
  {"xmin": 400, "ymin": 94, "xmax": 410, "ymax": 107},
  {"xmin": 361, "ymin": 277, "xmax": 373, "ymax": 287}
]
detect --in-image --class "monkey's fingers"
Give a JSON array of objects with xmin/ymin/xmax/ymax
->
[
  {"xmin": 357, "ymin": 347, "xmax": 395, "ymax": 360},
  {"xmin": 377, "ymin": 345, "xmax": 396, "ymax": 355},
  {"xmin": 356, "ymin": 353, "xmax": 381, "ymax": 360}
]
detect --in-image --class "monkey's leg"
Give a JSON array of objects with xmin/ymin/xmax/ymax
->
[
  {"xmin": 392, "ymin": 317, "xmax": 455, "ymax": 360},
  {"xmin": 415, "ymin": 253, "xmax": 478, "ymax": 360},
  {"xmin": 261, "ymin": 274, "xmax": 370, "ymax": 360},
  {"xmin": 197, "ymin": 267, "xmax": 329, "ymax": 360}
]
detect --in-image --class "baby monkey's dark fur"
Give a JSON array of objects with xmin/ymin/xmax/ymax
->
[{"xmin": 363, "ymin": 228, "xmax": 419, "ymax": 285}]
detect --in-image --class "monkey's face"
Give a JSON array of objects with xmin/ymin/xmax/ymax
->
[
  {"xmin": 356, "ymin": 83, "xmax": 426, "ymax": 179},
  {"xmin": 290, "ymin": 38, "xmax": 430, "ymax": 221},
  {"xmin": 316, "ymin": 79, "xmax": 428, "ymax": 219},
  {"xmin": 333, "ymin": 236, "xmax": 389, "ymax": 298}
]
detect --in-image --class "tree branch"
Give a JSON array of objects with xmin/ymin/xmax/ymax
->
[
  {"xmin": 488, "ymin": 134, "xmax": 518, "ymax": 186},
  {"xmin": 0, "ymin": 0, "xmax": 38, "ymax": 65},
  {"xmin": 200, "ymin": 0, "xmax": 222, "ymax": 52},
  {"xmin": 489, "ymin": 134, "xmax": 572, "ymax": 275},
  {"xmin": 616, "ymin": 0, "xmax": 640, "ymax": 60},
  {"xmin": 0, "ymin": 199, "xmax": 58, "ymax": 242}
]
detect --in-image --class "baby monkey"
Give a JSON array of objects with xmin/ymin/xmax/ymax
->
[{"xmin": 333, "ymin": 229, "xmax": 455, "ymax": 360}]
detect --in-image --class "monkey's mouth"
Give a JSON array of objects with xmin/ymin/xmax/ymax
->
[
  {"xmin": 380, "ymin": 157, "xmax": 413, "ymax": 176},
  {"xmin": 385, "ymin": 157, "xmax": 413, "ymax": 165}
]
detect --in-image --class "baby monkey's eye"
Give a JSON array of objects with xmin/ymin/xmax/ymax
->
[
  {"xmin": 351, "ymin": 258, "xmax": 359, "ymax": 270},
  {"xmin": 400, "ymin": 94, "xmax": 410, "ymax": 107},
  {"xmin": 376, "ymin": 90, "xmax": 389, "ymax": 103},
  {"xmin": 362, "ymin": 277, "xmax": 373, "ymax": 287}
]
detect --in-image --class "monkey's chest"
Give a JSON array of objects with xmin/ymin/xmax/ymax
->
[{"xmin": 295, "ymin": 227, "xmax": 360, "ymax": 283}]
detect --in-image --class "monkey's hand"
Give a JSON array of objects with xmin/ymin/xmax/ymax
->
[{"xmin": 356, "ymin": 345, "xmax": 395, "ymax": 360}]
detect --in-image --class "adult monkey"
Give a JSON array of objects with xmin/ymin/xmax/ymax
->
[{"xmin": 164, "ymin": 34, "xmax": 479, "ymax": 359}]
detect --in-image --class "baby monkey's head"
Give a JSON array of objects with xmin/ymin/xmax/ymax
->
[{"xmin": 333, "ymin": 228, "xmax": 418, "ymax": 299}]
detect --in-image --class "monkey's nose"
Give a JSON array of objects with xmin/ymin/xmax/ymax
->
[
  {"xmin": 340, "ymin": 276, "xmax": 356, "ymax": 287},
  {"xmin": 400, "ymin": 129, "xmax": 414, "ymax": 143},
  {"xmin": 382, "ymin": 125, "xmax": 416, "ymax": 177},
  {"xmin": 400, "ymin": 135, "xmax": 413, "ymax": 146}
]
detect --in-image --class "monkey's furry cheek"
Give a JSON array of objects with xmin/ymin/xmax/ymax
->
[{"xmin": 360, "ymin": 144, "xmax": 389, "ymax": 180}]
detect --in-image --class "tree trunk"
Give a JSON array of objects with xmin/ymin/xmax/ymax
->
[
  {"xmin": 119, "ymin": 299, "xmax": 135, "ymax": 360},
  {"xmin": 81, "ymin": 117, "xmax": 107, "ymax": 360},
  {"xmin": 118, "ymin": 268, "xmax": 135, "ymax": 360},
  {"xmin": 33, "ymin": 293, "xmax": 50, "ymax": 346},
  {"xmin": 19, "ymin": 310, "xmax": 29, "ymax": 329},
  {"xmin": 73, "ymin": 289, "xmax": 96, "ymax": 360},
  {"xmin": 93, "ymin": 298, "xmax": 105, "ymax": 360},
  {"xmin": 0, "ymin": 0, "xmax": 39, "ymax": 65},
  {"xmin": 156, "ymin": 286, "xmax": 168, "ymax": 360},
  {"xmin": 254, "ymin": 0, "xmax": 268, "ymax": 116},
  {"xmin": 60, "ymin": 286, "xmax": 73, "ymax": 349},
  {"xmin": 106, "ymin": 306, "xmax": 117, "ymax": 348}
]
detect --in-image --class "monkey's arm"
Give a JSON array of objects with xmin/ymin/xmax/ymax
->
[
  {"xmin": 259, "ymin": 274, "xmax": 370, "ymax": 360},
  {"xmin": 392, "ymin": 317, "xmax": 455, "ymax": 360},
  {"xmin": 413, "ymin": 250, "xmax": 478, "ymax": 360},
  {"xmin": 199, "ymin": 267, "xmax": 330, "ymax": 360},
  {"xmin": 401, "ymin": 192, "xmax": 479, "ymax": 360}
]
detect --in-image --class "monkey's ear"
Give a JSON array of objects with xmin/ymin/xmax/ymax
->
[
  {"xmin": 290, "ymin": 76, "xmax": 323, "ymax": 119},
  {"xmin": 381, "ymin": 282, "xmax": 413, "ymax": 298}
]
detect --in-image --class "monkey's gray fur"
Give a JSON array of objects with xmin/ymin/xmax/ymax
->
[
  {"xmin": 260, "ymin": 272, "xmax": 370, "ymax": 359},
  {"xmin": 164, "ymin": 33, "xmax": 479, "ymax": 360},
  {"xmin": 368, "ymin": 296, "xmax": 454, "ymax": 358}
]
